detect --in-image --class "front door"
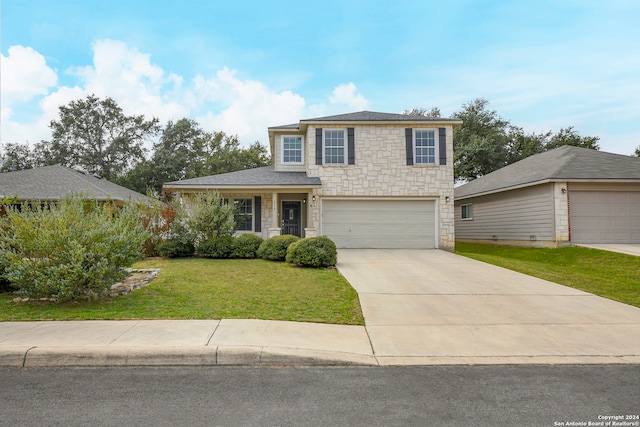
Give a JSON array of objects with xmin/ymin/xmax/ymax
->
[{"xmin": 282, "ymin": 201, "xmax": 301, "ymax": 237}]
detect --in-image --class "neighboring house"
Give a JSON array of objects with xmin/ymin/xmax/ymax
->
[
  {"xmin": 0, "ymin": 164, "xmax": 150, "ymax": 206},
  {"xmin": 163, "ymin": 111, "xmax": 462, "ymax": 250},
  {"xmin": 454, "ymin": 146, "xmax": 640, "ymax": 246}
]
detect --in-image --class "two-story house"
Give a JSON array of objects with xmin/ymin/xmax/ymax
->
[{"xmin": 162, "ymin": 111, "xmax": 461, "ymax": 250}]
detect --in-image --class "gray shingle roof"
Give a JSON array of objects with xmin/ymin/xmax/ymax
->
[
  {"xmin": 0, "ymin": 165, "xmax": 151, "ymax": 203},
  {"xmin": 163, "ymin": 166, "xmax": 322, "ymax": 187},
  {"xmin": 302, "ymin": 110, "xmax": 462, "ymax": 123},
  {"xmin": 455, "ymin": 146, "xmax": 640, "ymax": 199}
]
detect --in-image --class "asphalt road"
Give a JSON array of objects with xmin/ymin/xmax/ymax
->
[{"xmin": 1, "ymin": 365, "xmax": 638, "ymax": 427}]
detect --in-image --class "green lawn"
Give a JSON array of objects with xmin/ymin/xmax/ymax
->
[
  {"xmin": 455, "ymin": 242, "xmax": 640, "ymax": 308},
  {"xmin": 0, "ymin": 258, "xmax": 364, "ymax": 325}
]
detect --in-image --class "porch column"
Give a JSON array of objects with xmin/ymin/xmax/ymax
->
[
  {"xmin": 304, "ymin": 191, "xmax": 319, "ymax": 238},
  {"xmin": 269, "ymin": 191, "xmax": 281, "ymax": 237}
]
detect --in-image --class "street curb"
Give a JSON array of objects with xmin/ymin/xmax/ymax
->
[{"xmin": 0, "ymin": 346, "xmax": 378, "ymax": 368}]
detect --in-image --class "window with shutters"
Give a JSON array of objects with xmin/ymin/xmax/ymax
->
[
  {"xmin": 414, "ymin": 129, "xmax": 438, "ymax": 165},
  {"xmin": 323, "ymin": 129, "xmax": 346, "ymax": 164},
  {"xmin": 234, "ymin": 198, "xmax": 253, "ymax": 231}
]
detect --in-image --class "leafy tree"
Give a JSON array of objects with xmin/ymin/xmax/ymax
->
[
  {"xmin": 545, "ymin": 126, "xmax": 599, "ymax": 151},
  {"xmin": 45, "ymin": 94, "xmax": 160, "ymax": 180},
  {"xmin": 0, "ymin": 143, "xmax": 36, "ymax": 172},
  {"xmin": 452, "ymin": 98, "xmax": 510, "ymax": 181},
  {"xmin": 635, "ymin": 145, "xmax": 640, "ymax": 157},
  {"xmin": 187, "ymin": 191, "xmax": 236, "ymax": 245}
]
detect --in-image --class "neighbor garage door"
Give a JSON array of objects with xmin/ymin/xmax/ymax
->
[
  {"xmin": 570, "ymin": 190, "xmax": 640, "ymax": 243},
  {"xmin": 321, "ymin": 199, "xmax": 435, "ymax": 249}
]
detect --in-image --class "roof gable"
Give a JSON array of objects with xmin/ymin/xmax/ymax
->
[{"xmin": 455, "ymin": 146, "xmax": 640, "ymax": 199}]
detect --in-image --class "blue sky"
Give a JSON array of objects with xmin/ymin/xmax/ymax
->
[{"xmin": 2, "ymin": 0, "xmax": 639, "ymax": 155}]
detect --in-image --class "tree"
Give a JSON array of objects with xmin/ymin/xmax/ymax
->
[
  {"xmin": 45, "ymin": 95, "xmax": 160, "ymax": 180},
  {"xmin": 0, "ymin": 143, "xmax": 36, "ymax": 172},
  {"xmin": 118, "ymin": 118, "xmax": 271, "ymax": 194},
  {"xmin": 545, "ymin": 126, "xmax": 599, "ymax": 151},
  {"xmin": 635, "ymin": 145, "xmax": 640, "ymax": 157},
  {"xmin": 452, "ymin": 98, "xmax": 511, "ymax": 181}
]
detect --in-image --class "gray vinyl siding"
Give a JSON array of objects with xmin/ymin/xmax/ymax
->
[
  {"xmin": 273, "ymin": 133, "xmax": 306, "ymax": 172},
  {"xmin": 455, "ymin": 184, "xmax": 555, "ymax": 242}
]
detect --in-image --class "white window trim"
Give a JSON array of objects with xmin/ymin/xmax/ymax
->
[
  {"xmin": 413, "ymin": 128, "xmax": 438, "ymax": 165},
  {"xmin": 461, "ymin": 203, "xmax": 474, "ymax": 221},
  {"xmin": 280, "ymin": 135, "xmax": 304, "ymax": 165},
  {"xmin": 323, "ymin": 128, "xmax": 347, "ymax": 165}
]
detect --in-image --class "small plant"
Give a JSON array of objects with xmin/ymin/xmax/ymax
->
[
  {"xmin": 257, "ymin": 235, "xmax": 300, "ymax": 261},
  {"xmin": 231, "ymin": 234, "xmax": 263, "ymax": 259},
  {"xmin": 156, "ymin": 238, "xmax": 195, "ymax": 258},
  {"xmin": 286, "ymin": 236, "xmax": 337, "ymax": 268},
  {"xmin": 196, "ymin": 235, "xmax": 235, "ymax": 259}
]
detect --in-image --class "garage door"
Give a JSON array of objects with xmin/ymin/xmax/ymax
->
[
  {"xmin": 321, "ymin": 199, "xmax": 435, "ymax": 249},
  {"xmin": 570, "ymin": 191, "xmax": 640, "ymax": 243}
]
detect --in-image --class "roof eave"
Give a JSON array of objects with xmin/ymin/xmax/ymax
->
[{"xmin": 162, "ymin": 183, "xmax": 322, "ymax": 191}]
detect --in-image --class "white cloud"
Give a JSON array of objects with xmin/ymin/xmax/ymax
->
[
  {"xmin": 194, "ymin": 67, "xmax": 306, "ymax": 144},
  {"xmin": 328, "ymin": 82, "xmax": 369, "ymax": 111},
  {"xmin": 0, "ymin": 45, "xmax": 57, "ymax": 106}
]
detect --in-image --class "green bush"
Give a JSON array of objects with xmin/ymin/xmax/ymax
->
[
  {"xmin": 188, "ymin": 191, "xmax": 236, "ymax": 245},
  {"xmin": 231, "ymin": 234, "xmax": 263, "ymax": 259},
  {"xmin": 157, "ymin": 238, "xmax": 195, "ymax": 258},
  {"xmin": 196, "ymin": 235, "xmax": 234, "ymax": 259},
  {"xmin": 286, "ymin": 236, "xmax": 337, "ymax": 268},
  {"xmin": 0, "ymin": 196, "xmax": 149, "ymax": 302},
  {"xmin": 257, "ymin": 234, "xmax": 300, "ymax": 261}
]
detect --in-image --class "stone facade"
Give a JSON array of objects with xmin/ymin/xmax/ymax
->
[
  {"xmin": 277, "ymin": 123, "xmax": 456, "ymax": 250},
  {"xmin": 553, "ymin": 182, "xmax": 570, "ymax": 245}
]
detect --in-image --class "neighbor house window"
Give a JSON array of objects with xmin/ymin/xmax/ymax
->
[
  {"xmin": 324, "ymin": 129, "xmax": 346, "ymax": 164},
  {"xmin": 461, "ymin": 204, "xmax": 473, "ymax": 220},
  {"xmin": 414, "ymin": 129, "xmax": 437, "ymax": 164},
  {"xmin": 234, "ymin": 198, "xmax": 253, "ymax": 231},
  {"xmin": 282, "ymin": 136, "xmax": 303, "ymax": 164}
]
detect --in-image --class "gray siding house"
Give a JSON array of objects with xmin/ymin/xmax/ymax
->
[
  {"xmin": 454, "ymin": 146, "xmax": 640, "ymax": 246},
  {"xmin": 163, "ymin": 111, "xmax": 462, "ymax": 250}
]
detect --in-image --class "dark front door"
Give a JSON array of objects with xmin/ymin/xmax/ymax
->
[{"xmin": 282, "ymin": 201, "xmax": 302, "ymax": 237}]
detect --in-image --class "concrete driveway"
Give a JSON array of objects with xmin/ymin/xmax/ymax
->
[{"xmin": 337, "ymin": 249, "xmax": 640, "ymax": 364}]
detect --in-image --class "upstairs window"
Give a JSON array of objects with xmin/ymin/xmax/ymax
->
[
  {"xmin": 282, "ymin": 136, "xmax": 303, "ymax": 164},
  {"xmin": 324, "ymin": 129, "xmax": 346, "ymax": 164},
  {"xmin": 414, "ymin": 129, "xmax": 437, "ymax": 165}
]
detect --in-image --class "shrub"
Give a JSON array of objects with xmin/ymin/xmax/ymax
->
[
  {"xmin": 257, "ymin": 234, "xmax": 300, "ymax": 261},
  {"xmin": 188, "ymin": 191, "xmax": 236, "ymax": 245},
  {"xmin": 0, "ymin": 196, "xmax": 149, "ymax": 302},
  {"xmin": 286, "ymin": 236, "xmax": 337, "ymax": 268},
  {"xmin": 231, "ymin": 234, "xmax": 263, "ymax": 259},
  {"xmin": 196, "ymin": 235, "xmax": 234, "ymax": 259},
  {"xmin": 156, "ymin": 238, "xmax": 195, "ymax": 258}
]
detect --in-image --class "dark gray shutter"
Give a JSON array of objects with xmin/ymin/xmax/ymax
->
[
  {"xmin": 254, "ymin": 196, "xmax": 261, "ymax": 232},
  {"xmin": 405, "ymin": 128, "xmax": 413, "ymax": 165},
  {"xmin": 347, "ymin": 127, "xmax": 355, "ymax": 165},
  {"xmin": 438, "ymin": 128, "xmax": 447, "ymax": 165},
  {"xmin": 315, "ymin": 128, "xmax": 323, "ymax": 165}
]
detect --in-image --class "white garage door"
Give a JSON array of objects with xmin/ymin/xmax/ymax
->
[
  {"xmin": 570, "ymin": 191, "xmax": 640, "ymax": 243},
  {"xmin": 321, "ymin": 199, "xmax": 436, "ymax": 249}
]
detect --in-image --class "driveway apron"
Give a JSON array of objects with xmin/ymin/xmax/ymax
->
[{"xmin": 337, "ymin": 249, "xmax": 640, "ymax": 364}]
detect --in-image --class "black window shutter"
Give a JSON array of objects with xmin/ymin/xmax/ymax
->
[
  {"xmin": 315, "ymin": 128, "xmax": 323, "ymax": 165},
  {"xmin": 405, "ymin": 128, "xmax": 413, "ymax": 165},
  {"xmin": 254, "ymin": 196, "xmax": 262, "ymax": 232},
  {"xmin": 347, "ymin": 127, "xmax": 355, "ymax": 165},
  {"xmin": 438, "ymin": 128, "xmax": 447, "ymax": 165}
]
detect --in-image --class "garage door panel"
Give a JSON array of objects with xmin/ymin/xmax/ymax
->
[
  {"xmin": 322, "ymin": 199, "xmax": 435, "ymax": 249},
  {"xmin": 570, "ymin": 191, "xmax": 640, "ymax": 244}
]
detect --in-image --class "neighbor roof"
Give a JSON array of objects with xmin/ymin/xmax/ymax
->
[
  {"xmin": 163, "ymin": 166, "xmax": 322, "ymax": 188},
  {"xmin": 455, "ymin": 145, "xmax": 640, "ymax": 199},
  {"xmin": 0, "ymin": 164, "xmax": 151, "ymax": 203}
]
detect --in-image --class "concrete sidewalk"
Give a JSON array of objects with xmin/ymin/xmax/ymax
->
[{"xmin": 1, "ymin": 249, "xmax": 639, "ymax": 367}]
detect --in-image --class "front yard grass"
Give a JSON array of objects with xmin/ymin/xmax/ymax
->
[
  {"xmin": 455, "ymin": 242, "xmax": 640, "ymax": 308},
  {"xmin": 0, "ymin": 258, "xmax": 364, "ymax": 325}
]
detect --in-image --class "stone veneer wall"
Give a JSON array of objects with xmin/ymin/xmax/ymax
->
[
  {"xmin": 553, "ymin": 182, "xmax": 570, "ymax": 245},
  {"xmin": 304, "ymin": 124, "xmax": 456, "ymax": 250}
]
